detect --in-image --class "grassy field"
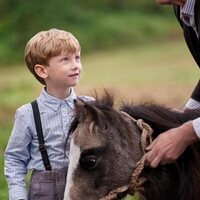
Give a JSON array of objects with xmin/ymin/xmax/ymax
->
[{"xmin": 0, "ymin": 39, "xmax": 199, "ymax": 199}]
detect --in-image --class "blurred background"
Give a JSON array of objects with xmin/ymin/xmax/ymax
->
[{"xmin": 0, "ymin": 0, "xmax": 199, "ymax": 199}]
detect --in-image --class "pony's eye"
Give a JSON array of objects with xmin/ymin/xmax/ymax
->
[{"xmin": 79, "ymin": 155, "xmax": 97, "ymax": 170}]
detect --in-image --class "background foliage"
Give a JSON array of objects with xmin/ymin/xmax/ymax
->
[
  {"xmin": 0, "ymin": 0, "xmax": 176, "ymax": 65},
  {"xmin": 1, "ymin": 1, "xmax": 198, "ymax": 200}
]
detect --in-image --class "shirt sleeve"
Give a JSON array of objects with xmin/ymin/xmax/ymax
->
[
  {"xmin": 4, "ymin": 107, "xmax": 32, "ymax": 200},
  {"xmin": 185, "ymin": 98, "xmax": 200, "ymax": 109},
  {"xmin": 193, "ymin": 117, "xmax": 200, "ymax": 139},
  {"xmin": 184, "ymin": 98, "xmax": 200, "ymax": 139}
]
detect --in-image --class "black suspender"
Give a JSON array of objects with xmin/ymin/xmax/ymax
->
[{"xmin": 31, "ymin": 100, "xmax": 52, "ymax": 171}]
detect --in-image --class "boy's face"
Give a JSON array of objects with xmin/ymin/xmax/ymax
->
[{"xmin": 44, "ymin": 51, "xmax": 82, "ymax": 90}]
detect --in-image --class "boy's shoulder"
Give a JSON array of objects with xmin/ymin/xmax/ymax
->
[
  {"xmin": 13, "ymin": 102, "xmax": 34, "ymax": 126},
  {"xmin": 78, "ymin": 95, "xmax": 95, "ymax": 102},
  {"xmin": 17, "ymin": 102, "xmax": 32, "ymax": 112}
]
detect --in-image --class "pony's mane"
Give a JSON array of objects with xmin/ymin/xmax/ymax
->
[
  {"xmin": 121, "ymin": 103, "xmax": 200, "ymax": 136},
  {"xmin": 121, "ymin": 102, "xmax": 200, "ymax": 200},
  {"xmin": 70, "ymin": 91, "xmax": 200, "ymax": 137}
]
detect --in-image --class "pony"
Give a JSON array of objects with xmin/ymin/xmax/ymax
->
[{"xmin": 64, "ymin": 92, "xmax": 200, "ymax": 200}]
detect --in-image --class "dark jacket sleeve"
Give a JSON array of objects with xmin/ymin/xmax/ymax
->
[
  {"xmin": 191, "ymin": 80, "xmax": 200, "ymax": 102},
  {"xmin": 174, "ymin": 5, "xmax": 200, "ymax": 102},
  {"xmin": 173, "ymin": 5, "xmax": 200, "ymax": 67}
]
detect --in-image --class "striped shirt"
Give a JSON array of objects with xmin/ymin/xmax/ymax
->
[
  {"xmin": 4, "ymin": 88, "xmax": 93, "ymax": 200},
  {"xmin": 180, "ymin": 0, "xmax": 199, "ymax": 38}
]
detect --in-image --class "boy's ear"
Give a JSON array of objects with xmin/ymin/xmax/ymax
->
[{"xmin": 34, "ymin": 64, "xmax": 48, "ymax": 79}]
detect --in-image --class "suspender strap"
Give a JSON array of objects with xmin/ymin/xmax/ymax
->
[{"xmin": 31, "ymin": 100, "xmax": 52, "ymax": 171}]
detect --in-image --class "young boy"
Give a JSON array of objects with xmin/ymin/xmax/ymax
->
[{"xmin": 4, "ymin": 28, "xmax": 93, "ymax": 200}]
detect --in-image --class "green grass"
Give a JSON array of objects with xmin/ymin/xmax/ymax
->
[
  {"xmin": 0, "ymin": 39, "xmax": 199, "ymax": 199},
  {"xmin": 81, "ymin": 39, "xmax": 198, "ymax": 86}
]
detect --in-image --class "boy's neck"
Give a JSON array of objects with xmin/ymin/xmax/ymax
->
[{"xmin": 45, "ymin": 87, "xmax": 72, "ymax": 100}]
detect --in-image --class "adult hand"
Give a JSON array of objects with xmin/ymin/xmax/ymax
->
[
  {"xmin": 156, "ymin": 0, "xmax": 186, "ymax": 6},
  {"xmin": 146, "ymin": 121, "xmax": 198, "ymax": 168}
]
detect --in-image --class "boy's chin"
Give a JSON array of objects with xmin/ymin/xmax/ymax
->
[{"xmin": 70, "ymin": 82, "xmax": 79, "ymax": 87}]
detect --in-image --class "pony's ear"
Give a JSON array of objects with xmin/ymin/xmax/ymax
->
[
  {"xmin": 101, "ymin": 89, "xmax": 114, "ymax": 107},
  {"xmin": 74, "ymin": 99, "xmax": 104, "ymax": 125}
]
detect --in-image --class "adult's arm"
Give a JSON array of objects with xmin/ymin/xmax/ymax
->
[{"xmin": 156, "ymin": 0, "xmax": 185, "ymax": 6}]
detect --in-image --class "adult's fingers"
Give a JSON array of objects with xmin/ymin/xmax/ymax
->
[
  {"xmin": 146, "ymin": 154, "xmax": 161, "ymax": 168},
  {"xmin": 146, "ymin": 139, "xmax": 157, "ymax": 151},
  {"xmin": 156, "ymin": 0, "xmax": 185, "ymax": 6}
]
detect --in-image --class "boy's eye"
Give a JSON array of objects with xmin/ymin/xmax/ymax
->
[
  {"xmin": 75, "ymin": 55, "xmax": 80, "ymax": 60},
  {"xmin": 62, "ymin": 57, "xmax": 68, "ymax": 61}
]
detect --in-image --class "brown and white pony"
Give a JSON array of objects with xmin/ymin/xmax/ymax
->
[{"xmin": 64, "ymin": 92, "xmax": 200, "ymax": 200}]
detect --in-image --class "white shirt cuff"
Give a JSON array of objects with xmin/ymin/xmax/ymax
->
[
  {"xmin": 192, "ymin": 118, "xmax": 200, "ymax": 139},
  {"xmin": 185, "ymin": 98, "xmax": 200, "ymax": 109}
]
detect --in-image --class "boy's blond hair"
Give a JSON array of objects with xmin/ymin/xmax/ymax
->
[{"xmin": 24, "ymin": 28, "xmax": 81, "ymax": 85}]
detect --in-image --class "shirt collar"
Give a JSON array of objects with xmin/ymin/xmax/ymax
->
[
  {"xmin": 180, "ymin": 0, "xmax": 198, "ymax": 37},
  {"xmin": 39, "ymin": 88, "xmax": 77, "ymax": 111}
]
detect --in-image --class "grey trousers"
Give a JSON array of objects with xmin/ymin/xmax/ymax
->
[{"xmin": 28, "ymin": 170, "xmax": 67, "ymax": 200}]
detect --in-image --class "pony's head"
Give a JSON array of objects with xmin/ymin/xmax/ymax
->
[{"xmin": 64, "ymin": 92, "xmax": 143, "ymax": 200}]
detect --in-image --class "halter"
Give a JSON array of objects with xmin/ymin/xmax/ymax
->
[{"xmin": 100, "ymin": 111, "xmax": 153, "ymax": 200}]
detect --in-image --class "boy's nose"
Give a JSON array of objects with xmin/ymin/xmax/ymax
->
[{"xmin": 72, "ymin": 61, "xmax": 81, "ymax": 70}]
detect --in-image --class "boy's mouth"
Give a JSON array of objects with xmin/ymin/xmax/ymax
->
[{"xmin": 69, "ymin": 73, "xmax": 79, "ymax": 77}]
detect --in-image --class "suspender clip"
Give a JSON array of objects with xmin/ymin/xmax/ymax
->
[
  {"xmin": 39, "ymin": 144, "xmax": 46, "ymax": 152},
  {"xmin": 45, "ymin": 165, "xmax": 52, "ymax": 171}
]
